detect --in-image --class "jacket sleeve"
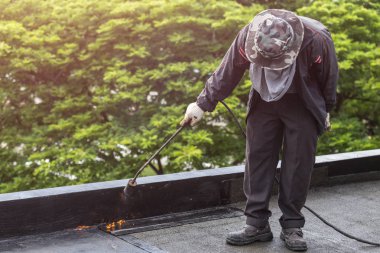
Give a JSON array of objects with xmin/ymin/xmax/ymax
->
[
  {"xmin": 196, "ymin": 26, "xmax": 250, "ymax": 112},
  {"xmin": 310, "ymin": 30, "xmax": 339, "ymax": 112}
]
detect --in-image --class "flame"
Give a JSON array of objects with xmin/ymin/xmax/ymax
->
[
  {"xmin": 117, "ymin": 219, "xmax": 126, "ymax": 227},
  {"xmin": 77, "ymin": 219, "xmax": 127, "ymax": 233},
  {"xmin": 75, "ymin": 225, "xmax": 91, "ymax": 231},
  {"xmin": 105, "ymin": 219, "xmax": 127, "ymax": 232}
]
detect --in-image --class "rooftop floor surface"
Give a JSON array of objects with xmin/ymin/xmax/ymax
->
[{"xmin": 1, "ymin": 180, "xmax": 379, "ymax": 253}]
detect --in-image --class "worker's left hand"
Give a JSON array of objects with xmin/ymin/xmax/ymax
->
[{"xmin": 325, "ymin": 113, "xmax": 331, "ymax": 131}]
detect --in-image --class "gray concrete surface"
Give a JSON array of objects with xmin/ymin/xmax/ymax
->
[
  {"xmin": 129, "ymin": 180, "xmax": 380, "ymax": 253},
  {"xmin": 1, "ymin": 180, "xmax": 379, "ymax": 253}
]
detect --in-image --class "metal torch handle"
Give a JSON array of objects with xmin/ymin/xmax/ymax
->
[{"xmin": 129, "ymin": 123, "xmax": 189, "ymax": 185}]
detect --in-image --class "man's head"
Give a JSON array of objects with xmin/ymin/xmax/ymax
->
[{"xmin": 245, "ymin": 9, "xmax": 304, "ymax": 70}]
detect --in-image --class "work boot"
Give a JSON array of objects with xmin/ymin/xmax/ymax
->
[
  {"xmin": 280, "ymin": 228, "xmax": 308, "ymax": 251},
  {"xmin": 226, "ymin": 224, "xmax": 273, "ymax": 246}
]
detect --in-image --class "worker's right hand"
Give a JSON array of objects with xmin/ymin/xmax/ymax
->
[{"xmin": 180, "ymin": 102, "xmax": 204, "ymax": 126}]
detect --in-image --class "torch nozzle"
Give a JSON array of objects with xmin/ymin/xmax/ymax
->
[
  {"xmin": 128, "ymin": 179, "xmax": 137, "ymax": 187},
  {"xmin": 123, "ymin": 179, "xmax": 137, "ymax": 196}
]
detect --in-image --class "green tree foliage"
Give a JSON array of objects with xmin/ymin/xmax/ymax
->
[
  {"xmin": 237, "ymin": 0, "xmax": 313, "ymax": 10},
  {"xmin": 0, "ymin": 0, "xmax": 378, "ymax": 193},
  {"xmin": 297, "ymin": 0, "xmax": 380, "ymax": 154},
  {"xmin": 0, "ymin": 0, "xmax": 263, "ymax": 192}
]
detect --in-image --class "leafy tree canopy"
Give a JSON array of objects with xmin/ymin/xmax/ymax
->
[{"xmin": 0, "ymin": 0, "xmax": 378, "ymax": 193}]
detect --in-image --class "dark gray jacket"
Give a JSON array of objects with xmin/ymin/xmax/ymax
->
[{"xmin": 196, "ymin": 17, "xmax": 339, "ymax": 135}]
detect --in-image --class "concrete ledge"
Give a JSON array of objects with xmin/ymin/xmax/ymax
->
[{"xmin": 0, "ymin": 149, "xmax": 379, "ymax": 238}]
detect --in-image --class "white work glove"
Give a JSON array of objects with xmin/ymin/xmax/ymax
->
[
  {"xmin": 325, "ymin": 113, "xmax": 331, "ymax": 131},
  {"xmin": 180, "ymin": 102, "xmax": 204, "ymax": 126}
]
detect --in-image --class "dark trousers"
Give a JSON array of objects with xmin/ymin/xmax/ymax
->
[{"xmin": 244, "ymin": 93, "xmax": 318, "ymax": 229}]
